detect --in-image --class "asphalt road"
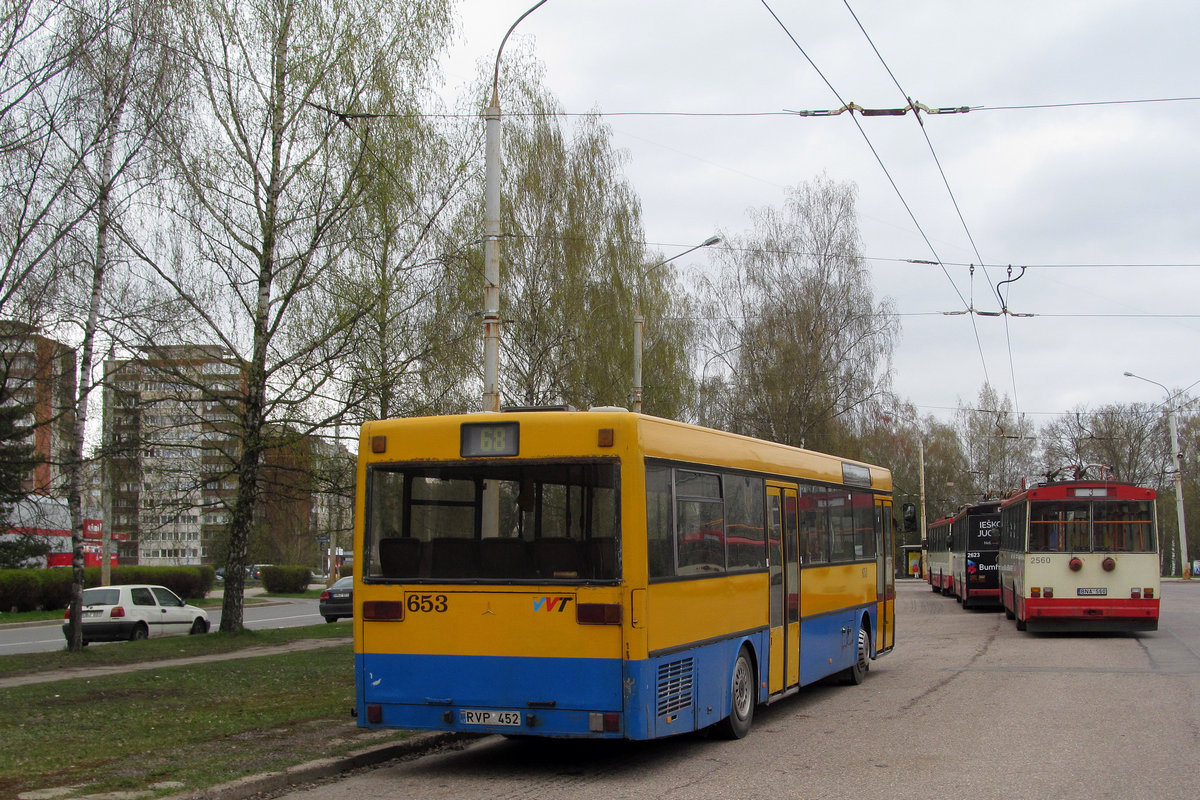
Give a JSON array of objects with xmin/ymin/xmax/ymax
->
[
  {"xmin": 265, "ymin": 579, "xmax": 1200, "ymax": 800},
  {"xmin": 0, "ymin": 593, "xmax": 330, "ymax": 654}
]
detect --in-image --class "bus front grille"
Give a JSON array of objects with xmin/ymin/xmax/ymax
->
[{"xmin": 656, "ymin": 657, "xmax": 694, "ymax": 717}]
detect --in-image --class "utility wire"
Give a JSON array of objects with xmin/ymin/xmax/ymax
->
[
  {"xmin": 757, "ymin": 0, "xmax": 990, "ymax": 386},
  {"xmin": 841, "ymin": 0, "xmax": 1023, "ymax": 415}
]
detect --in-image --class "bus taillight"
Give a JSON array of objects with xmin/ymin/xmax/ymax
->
[
  {"xmin": 1131, "ymin": 588, "xmax": 1141, "ymax": 599},
  {"xmin": 1043, "ymin": 587, "xmax": 1054, "ymax": 598},
  {"xmin": 363, "ymin": 601, "xmax": 404, "ymax": 620},
  {"xmin": 1144, "ymin": 588, "xmax": 1154, "ymax": 599},
  {"xmin": 1030, "ymin": 587, "xmax": 1041, "ymax": 598},
  {"xmin": 577, "ymin": 603, "xmax": 622, "ymax": 625},
  {"xmin": 589, "ymin": 712, "xmax": 621, "ymax": 732}
]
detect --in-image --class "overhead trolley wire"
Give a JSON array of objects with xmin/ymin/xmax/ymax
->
[
  {"xmin": 839, "ymin": 0, "xmax": 1023, "ymax": 413},
  {"xmin": 757, "ymin": 0, "xmax": 992, "ymax": 386}
]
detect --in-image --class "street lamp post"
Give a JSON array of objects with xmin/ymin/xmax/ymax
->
[
  {"xmin": 632, "ymin": 236, "xmax": 720, "ymax": 413},
  {"xmin": 483, "ymin": 1, "xmax": 550, "ymax": 413},
  {"xmin": 1124, "ymin": 370, "xmax": 1190, "ymax": 578}
]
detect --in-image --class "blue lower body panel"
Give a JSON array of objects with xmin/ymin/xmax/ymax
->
[
  {"xmin": 358, "ymin": 632, "xmax": 771, "ymax": 740},
  {"xmin": 358, "ymin": 653, "xmax": 625, "ymax": 738},
  {"xmin": 799, "ymin": 604, "xmax": 875, "ymax": 685}
]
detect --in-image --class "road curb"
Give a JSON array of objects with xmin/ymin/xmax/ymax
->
[{"xmin": 164, "ymin": 731, "xmax": 480, "ymax": 800}]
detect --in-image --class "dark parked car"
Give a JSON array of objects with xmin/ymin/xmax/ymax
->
[{"xmin": 319, "ymin": 576, "xmax": 353, "ymax": 623}]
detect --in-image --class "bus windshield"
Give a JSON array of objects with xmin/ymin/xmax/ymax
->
[
  {"xmin": 1028, "ymin": 500, "xmax": 1156, "ymax": 553},
  {"xmin": 365, "ymin": 460, "xmax": 620, "ymax": 582}
]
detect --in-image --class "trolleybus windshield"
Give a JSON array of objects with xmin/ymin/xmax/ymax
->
[
  {"xmin": 364, "ymin": 460, "xmax": 620, "ymax": 582},
  {"xmin": 1028, "ymin": 499, "xmax": 1156, "ymax": 553}
]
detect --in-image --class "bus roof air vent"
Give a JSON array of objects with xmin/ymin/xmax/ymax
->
[{"xmin": 500, "ymin": 404, "xmax": 576, "ymax": 413}]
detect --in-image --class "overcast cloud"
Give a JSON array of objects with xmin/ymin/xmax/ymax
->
[{"xmin": 442, "ymin": 1, "xmax": 1200, "ymax": 422}]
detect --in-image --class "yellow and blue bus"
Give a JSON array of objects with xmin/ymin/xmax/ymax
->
[{"xmin": 354, "ymin": 409, "xmax": 895, "ymax": 740}]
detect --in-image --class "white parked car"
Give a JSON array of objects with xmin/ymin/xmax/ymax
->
[{"xmin": 62, "ymin": 584, "xmax": 211, "ymax": 644}]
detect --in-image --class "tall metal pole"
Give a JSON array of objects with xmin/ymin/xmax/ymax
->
[
  {"xmin": 1166, "ymin": 406, "xmax": 1190, "ymax": 577},
  {"xmin": 482, "ymin": 1, "xmax": 550, "ymax": 414},
  {"xmin": 1125, "ymin": 371, "xmax": 1190, "ymax": 578},
  {"xmin": 482, "ymin": 90, "xmax": 501, "ymax": 413},
  {"xmin": 632, "ymin": 236, "xmax": 720, "ymax": 413}
]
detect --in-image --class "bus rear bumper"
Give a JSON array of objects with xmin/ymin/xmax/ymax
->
[
  {"xmin": 1024, "ymin": 598, "xmax": 1159, "ymax": 632},
  {"xmin": 358, "ymin": 700, "xmax": 633, "ymax": 739}
]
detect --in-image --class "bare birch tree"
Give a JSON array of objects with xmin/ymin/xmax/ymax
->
[
  {"xmin": 698, "ymin": 176, "xmax": 897, "ymax": 448},
  {"xmin": 132, "ymin": 0, "xmax": 451, "ymax": 631},
  {"xmin": 56, "ymin": 0, "xmax": 183, "ymax": 651}
]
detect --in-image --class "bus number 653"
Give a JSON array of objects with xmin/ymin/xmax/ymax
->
[{"xmin": 406, "ymin": 594, "xmax": 448, "ymax": 613}]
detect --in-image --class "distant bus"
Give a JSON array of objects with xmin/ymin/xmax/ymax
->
[
  {"xmin": 354, "ymin": 410, "xmax": 895, "ymax": 740},
  {"xmin": 926, "ymin": 513, "xmax": 953, "ymax": 594},
  {"xmin": 949, "ymin": 501, "xmax": 1001, "ymax": 610},
  {"xmin": 998, "ymin": 478, "xmax": 1159, "ymax": 632}
]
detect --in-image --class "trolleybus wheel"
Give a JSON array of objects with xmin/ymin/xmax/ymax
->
[
  {"xmin": 715, "ymin": 647, "xmax": 755, "ymax": 739},
  {"xmin": 840, "ymin": 624, "xmax": 870, "ymax": 685}
]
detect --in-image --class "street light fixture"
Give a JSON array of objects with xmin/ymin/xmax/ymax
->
[
  {"xmin": 632, "ymin": 236, "xmax": 720, "ymax": 413},
  {"xmin": 1124, "ymin": 370, "xmax": 1190, "ymax": 578}
]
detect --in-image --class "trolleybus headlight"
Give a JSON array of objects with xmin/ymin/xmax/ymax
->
[
  {"xmin": 1069, "ymin": 557, "xmax": 1083, "ymax": 571},
  {"xmin": 1102, "ymin": 557, "xmax": 1116, "ymax": 572}
]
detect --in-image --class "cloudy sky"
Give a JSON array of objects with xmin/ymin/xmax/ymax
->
[{"xmin": 440, "ymin": 1, "xmax": 1200, "ymax": 424}]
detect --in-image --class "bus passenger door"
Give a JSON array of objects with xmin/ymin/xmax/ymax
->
[
  {"xmin": 767, "ymin": 485, "xmax": 801, "ymax": 695},
  {"xmin": 876, "ymin": 500, "xmax": 895, "ymax": 654}
]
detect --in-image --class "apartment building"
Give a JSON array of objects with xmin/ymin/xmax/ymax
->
[
  {"xmin": 103, "ymin": 345, "xmax": 242, "ymax": 566},
  {"xmin": 0, "ymin": 321, "xmax": 76, "ymax": 496},
  {"xmin": 102, "ymin": 345, "xmax": 353, "ymax": 568}
]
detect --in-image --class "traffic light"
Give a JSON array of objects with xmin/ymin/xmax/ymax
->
[{"xmin": 902, "ymin": 503, "xmax": 917, "ymax": 532}]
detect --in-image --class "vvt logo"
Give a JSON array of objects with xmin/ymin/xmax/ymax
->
[
  {"xmin": 967, "ymin": 559, "xmax": 978, "ymax": 575},
  {"xmin": 534, "ymin": 596, "xmax": 573, "ymax": 613}
]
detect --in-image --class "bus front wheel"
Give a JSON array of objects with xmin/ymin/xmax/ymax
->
[{"xmin": 715, "ymin": 647, "xmax": 755, "ymax": 739}]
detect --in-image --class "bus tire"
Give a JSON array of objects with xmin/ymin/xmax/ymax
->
[
  {"xmin": 715, "ymin": 646, "xmax": 755, "ymax": 739},
  {"xmin": 840, "ymin": 624, "xmax": 870, "ymax": 685}
]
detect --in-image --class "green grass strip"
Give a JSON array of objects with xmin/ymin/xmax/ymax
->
[{"xmin": 1, "ymin": 638, "xmax": 412, "ymax": 798}]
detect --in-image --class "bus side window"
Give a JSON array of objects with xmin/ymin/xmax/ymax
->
[
  {"xmin": 799, "ymin": 483, "xmax": 830, "ymax": 564},
  {"xmin": 646, "ymin": 464, "xmax": 675, "ymax": 579}
]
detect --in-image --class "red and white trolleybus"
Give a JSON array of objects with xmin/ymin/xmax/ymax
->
[{"xmin": 997, "ymin": 475, "xmax": 1159, "ymax": 632}]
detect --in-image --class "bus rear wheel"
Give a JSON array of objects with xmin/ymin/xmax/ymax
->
[
  {"xmin": 715, "ymin": 647, "xmax": 755, "ymax": 739},
  {"xmin": 840, "ymin": 625, "xmax": 870, "ymax": 685}
]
